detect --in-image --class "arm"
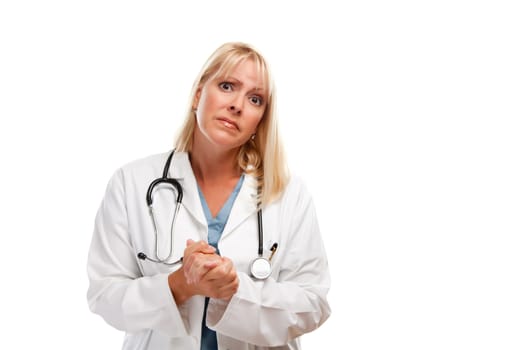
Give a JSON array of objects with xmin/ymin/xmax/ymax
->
[
  {"xmin": 86, "ymin": 169, "xmax": 190, "ymax": 337},
  {"xmin": 206, "ymin": 180, "xmax": 331, "ymax": 346}
]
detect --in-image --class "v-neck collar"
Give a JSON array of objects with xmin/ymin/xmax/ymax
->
[
  {"xmin": 197, "ymin": 174, "xmax": 245, "ymax": 222},
  {"xmin": 165, "ymin": 152, "xmax": 259, "ymax": 239}
]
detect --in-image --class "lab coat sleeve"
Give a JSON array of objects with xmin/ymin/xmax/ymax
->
[
  {"xmin": 87, "ymin": 169, "xmax": 189, "ymax": 337},
  {"xmin": 206, "ymin": 180, "xmax": 331, "ymax": 347}
]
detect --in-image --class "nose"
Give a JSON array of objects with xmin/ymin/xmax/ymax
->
[
  {"xmin": 229, "ymin": 105, "xmax": 241, "ymax": 115},
  {"xmin": 229, "ymin": 95, "xmax": 243, "ymax": 115}
]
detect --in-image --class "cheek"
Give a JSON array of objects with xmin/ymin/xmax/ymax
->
[
  {"xmin": 196, "ymin": 85, "xmax": 215, "ymax": 110},
  {"xmin": 200, "ymin": 86, "xmax": 226, "ymax": 110},
  {"xmin": 248, "ymin": 110, "xmax": 265, "ymax": 130},
  {"xmin": 196, "ymin": 92, "xmax": 209, "ymax": 112},
  {"xmin": 195, "ymin": 93, "xmax": 214, "ymax": 123}
]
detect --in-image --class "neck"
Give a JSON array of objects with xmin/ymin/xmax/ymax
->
[{"xmin": 189, "ymin": 139, "xmax": 241, "ymax": 185}]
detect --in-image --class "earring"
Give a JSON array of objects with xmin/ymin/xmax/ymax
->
[{"xmin": 251, "ymin": 134, "xmax": 256, "ymax": 141}]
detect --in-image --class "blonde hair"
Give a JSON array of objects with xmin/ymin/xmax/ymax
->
[{"xmin": 175, "ymin": 42, "xmax": 289, "ymax": 205}]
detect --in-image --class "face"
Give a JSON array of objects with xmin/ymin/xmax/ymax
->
[{"xmin": 193, "ymin": 59, "xmax": 268, "ymax": 152}]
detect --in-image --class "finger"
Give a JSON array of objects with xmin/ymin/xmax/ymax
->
[
  {"xmin": 197, "ymin": 277, "xmax": 237, "ymax": 299},
  {"xmin": 213, "ymin": 256, "xmax": 232, "ymax": 270},
  {"xmin": 183, "ymin": 241, "xmax": 216, "ymax": 271},
  {"xmin": 194, "ymin": 269, "xmax": 239, "ymax": 299},
  {"xmin": 183, "ymin": 253, "xmax": 197, "ymax": 275},
  {"xmin": 185, "ymin": 240, "xmax": 216, "ymax": 256},
  {"xmin": 215, "ymin": 277, "xmax": 239, "ymax": 300},
  {"xmin": 183, "ymin": 253, "xmax": 212, "ymax": 281},
  {"xmin": 203, "ymin": 264, "xmax": 236, "ymax": 285},
  {"xmin": 203, "ymin": 259, "xmax": 221, "ymax": 268},
  {"xmin": 188, "ymin": 264, "xmax": 217, "ymax": 284},
  {"xmin": 186, "ymin": 253, "xmax": 222, "ymax": 284}
]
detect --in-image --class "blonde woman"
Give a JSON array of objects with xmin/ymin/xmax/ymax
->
[{"xmin": 87, "ymin": 42, "xmax": 331, "ymax": 350}]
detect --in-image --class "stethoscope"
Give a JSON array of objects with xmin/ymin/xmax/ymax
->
[{"xmin": 137, "ymin": 150, "xmax": 277, "ymax": 280}]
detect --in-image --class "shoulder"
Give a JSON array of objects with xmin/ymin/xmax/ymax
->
[
  {"xmin": 274, "ymin": 173, "xmax": 315, "ymax": 210},
  {"xmin": 119, "ymin": 151, "xmax": 172, "ymax": 174},
  {"xmin": 117, "ymin": 150, "xmax": 191, "ymax": 177},
  {"xmin": 107, "ymin": 150, "xmax": 184, "ymax": 188},
  {"xmin": 283, "ymin": 173, "xmax": 311, "ymax": 197}
]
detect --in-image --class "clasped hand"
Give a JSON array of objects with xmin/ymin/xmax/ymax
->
[{"xmin": 181, "ymin": 239, "xmax": 239, "ymax": 301}]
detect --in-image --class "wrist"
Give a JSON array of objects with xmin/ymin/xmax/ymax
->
[{"xmin": 168, "ymin": 269, "xmax": 193, "ymax": 305}]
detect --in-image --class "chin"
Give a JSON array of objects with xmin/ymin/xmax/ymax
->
[{"xmin": 209, "ymin": 132, "xmax": 244, "ymax": 149}]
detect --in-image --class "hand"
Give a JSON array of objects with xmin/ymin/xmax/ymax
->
[
  {"xmin": 190, "ymin": 256, "xmax": 239, "ymax": 300},
  {"xmin": 182, "ymin": 239, "xmax": 221, "ymax": 284},
  {"xmin": 168, "ymin": 239, "xmax": 239, "ymax": 304},
  {"xmin": 183, "ymin": 239, "xmax": 239, "ymax": 300}
]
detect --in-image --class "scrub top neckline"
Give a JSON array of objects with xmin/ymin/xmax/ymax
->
[{"xmin": 196, "ymin": 174, "xmax": 245, "ymax": 222}]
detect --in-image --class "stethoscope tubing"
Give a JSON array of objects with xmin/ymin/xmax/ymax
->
[{"xmin": 139, "ymin": 150, "xmax": 273, "ymax": 279}]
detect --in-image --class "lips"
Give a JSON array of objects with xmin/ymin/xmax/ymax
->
[{"xmin": 217, "ymin": 117, "xmax": 239, "ymax": 130}]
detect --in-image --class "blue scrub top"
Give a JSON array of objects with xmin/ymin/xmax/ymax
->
[{"xmin": 197, "ymin": 174, "xmax": 245, "ymax": 350}]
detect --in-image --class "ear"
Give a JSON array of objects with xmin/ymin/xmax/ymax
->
[{"xmin": 193, "ymin": 87, "xmax": 202, "ymax": 110}]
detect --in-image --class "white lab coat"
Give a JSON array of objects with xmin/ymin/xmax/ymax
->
[{"xmin": 87, "ymin": 151, "xmax": 331, "ymax": 350}]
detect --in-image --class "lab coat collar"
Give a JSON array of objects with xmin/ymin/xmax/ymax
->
[
  {"xmin": 222, "ymin": 174, "xmax": 258, "ymax": 239},
  {"xmin": 166, "ymin": 151, "xmax": 258, "ymax": 239}
]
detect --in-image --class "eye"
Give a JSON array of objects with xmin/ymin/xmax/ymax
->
[
  {"xmin": 219, "ymin": 82, "xmax": 233, "ymax": 91},
  {"xmin": 250, "ymin": 95, "xmax": 263, "ymax": 106}
]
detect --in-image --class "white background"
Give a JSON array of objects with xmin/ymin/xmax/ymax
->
[{"xmin": 1, "ymin": 1, "xmax": 524, "ymax": 349}]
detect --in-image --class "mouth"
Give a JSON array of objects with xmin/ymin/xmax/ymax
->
[{"xmin": 217, "ymin": 117, "xmax": 239, "ymax": 131}]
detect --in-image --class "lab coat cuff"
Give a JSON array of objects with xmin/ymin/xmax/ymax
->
[
  {"xmin": 206, "ymin": 273, "xmax": 255, "ymax": 332},
  {"xmin": 125, "ymin": 272, "xmax": 190, "ymax": 337},
  {"xmin": 206, "ymin": 296, "xmax": 236, "ymax": 328}
]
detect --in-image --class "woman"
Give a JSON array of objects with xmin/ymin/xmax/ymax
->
[{"xmin": 87, "ymin": 42, "xmax": 331, "ymax": 350}]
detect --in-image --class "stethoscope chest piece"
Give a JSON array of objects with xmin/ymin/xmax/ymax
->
[{"xmin": 250, "ymin": 257, "xmax": 272, "ymax": 280}]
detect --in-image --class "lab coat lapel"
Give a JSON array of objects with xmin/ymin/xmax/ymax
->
[
  {"xmin": 221, "ymin": 174, "xmax": 258, "ymax": 239},
  {"xmin": 167, "ymin": 152, "xmax": 207, "ymax": 229}
]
